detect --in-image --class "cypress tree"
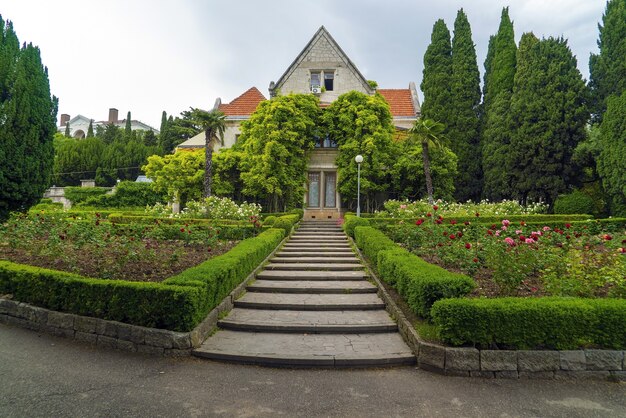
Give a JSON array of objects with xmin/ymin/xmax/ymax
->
[
  {"xmin": 420, "ymin": 19, "xmax": 452, "ymax": 125},
  {"xmin": 64, "ymin": 121, "xmax": 70, "ymax": 137},
  {"xmin": 125, "ymin": 110, "xmax": 132, "ymax": 135},
  {"xmin": 0, "ymin": 16, "xmax": 57, "ymax": 219},
  {"xmin": 481, "ymin": 7, "xmax": 517, "ymax": 200},
  {"xmin": 86, "ymin": 119, "xmax": 94, "ymax": 138},
  {"xmin": 159, "ymin": 110, "xmax": 168, "ymax": 133},
  {"xmin": 589, "ymin": 0, "xmax": 626, "ymax": 123},
  {"xmin": 596, "ymin": 92, "xmax": 626, "ymax": 215},
  {"xmin": 508, "ymin": 35, "xmax": 589, "ymax": 205},
  {"xmin": 449, "ymin": 9, "xmax": 481, "ymax": 202}
]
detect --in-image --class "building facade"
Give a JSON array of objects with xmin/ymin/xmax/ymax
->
[
  {"xmin": 58, "ymin": 108, "xmax": 159, "ymax": 139},
  {"xmin": 178, "ymin": 26, "xmax": 421, "ymax": 219}
]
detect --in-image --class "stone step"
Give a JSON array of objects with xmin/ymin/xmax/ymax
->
[
  {"xmin": 193, "ymin": 331, "xmax": 415, "ymax": 367},
  {"xmin": 247, "ymin": 280, "xmax": 377, "ymax": 294},
  {"xmin": 256, "ymin": 270, "xmax": 369, "ymax": 281},
  {"xmin": 264, "ymin": 263, "xmax": 363, "ymax": 271},
  {"xmin": 289, "ymin": 236, "xmax": 347, "ymax": 242},
  {"xmin": 218, "ymin": 309, "xmax": 397, "ymax": 333},
  {"xmin": 297, "ymin": 227, "xmax": 343, "ymax": 231},
  {"xmin": 292, "ymin": 232, "xmax": 345, "ymax": 237},
  {"xmin": 276, "ymin": 251, "xmax": 354, "ymax": 257},
  {"xmin": 234, "ymin": 293, "xmax": 385, "ymax": 310},
  {"xmin": 283, "ymin": 242, "xmax": 351, "ymax": 248},
  {"xmin": 270, "ymin": 257, "xmax": 360, "ymax": 264}
]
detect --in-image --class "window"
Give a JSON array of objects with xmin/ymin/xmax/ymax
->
[
  {"xmin": 310, "ymin": 72, "xmax": 321, "ymax": 89},
  {"xmin": 324, "ymin": 72, "xmax": 334, "ymax": 91},
  {"xmin": 324, "ymin": 172, "xmax": 336, "ymax": 207},
  {"xmin": 308, "ymin": 172, "xmax": 320, "ymax": 207}
]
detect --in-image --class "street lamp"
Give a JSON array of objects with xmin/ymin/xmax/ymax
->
[{"xmin": 355, "ymin": 154, "xmax": 363, "ymax": 217}]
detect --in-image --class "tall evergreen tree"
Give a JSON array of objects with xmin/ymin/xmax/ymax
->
[
  {"xmin": 86, "ymin": 119, "xmax": 94, "ymax": 138},
  {"xmin": 64, "ymin": 122, "xmax": 70, "ymax": 137},
  {"xmin": 481, "ymin": 7, "xmax": 517, "ymax": 200},
  {"xmin": 449, "ymin": 9, "xmax": 481, "ymax": 201},
  {"xmin": 596, "ymin": 92, "xmax": 626, "ymax": 215},
  {"xmin": 420, "ymin": 19, "xmax": 452, "ymax": 125},
  {"xmin": 589, "ymin": 0, "xmax": 626, "ymax": 123},
  {"xmin": 508, "ymin": 34, "xmax": 589, "ymax": 205},
  {"xmin": 124, "ymin": 111, "xmax": 132, "ymax": 135},
  {"xmin": 0, "ymin": 16, "xmax": 57, "ymax": 219}
]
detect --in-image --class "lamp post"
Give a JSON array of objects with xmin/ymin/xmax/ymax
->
[{"xmin": 355, "ymin": 154, "xmax": 363, "ymax": 217}]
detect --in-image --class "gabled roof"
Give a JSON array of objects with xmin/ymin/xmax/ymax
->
[
  {"xmin": 378, "ymin": 89, "xmax": 417, "ymax": 117},
  {"xmin": 217, "ymin": 87, "xmax": 266, "ymax": 117},
  {"xmin": 270, "ymin": 26, "xmax": 374, "ymax": 96}
]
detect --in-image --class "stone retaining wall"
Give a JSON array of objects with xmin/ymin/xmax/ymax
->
[
  {"xmin": 351, "ymin": 239, "xmax": 626, "ymax": 381},
  {"xmin": 0, "ymin": 233, "xmax": 288, "ymax": 356}
]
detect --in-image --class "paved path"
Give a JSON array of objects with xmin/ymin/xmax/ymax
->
[
  {"xmin": 194, "ymin": 220, "xmax": 415, "ymax": 367},
  {"xmin": 1, "ymin": 324, "xmax": 625, "ymax": 417}
]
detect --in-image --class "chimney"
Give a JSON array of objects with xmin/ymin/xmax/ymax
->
[
  {"xmin": 108, "ymin": 108, "xmax": 118, "ymax": 124},
  {"xmin": 60, "ymin": 114, "xmax": 70, "ymax": 126}
]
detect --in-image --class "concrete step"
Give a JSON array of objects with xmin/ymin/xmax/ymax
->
[
  {"xmin": 283, "ymin": 242, "xmax": 351, "ymax": 248},
  {"xmin": 292, "ymin": 232, "xmax": 345, "ymax": 237},
  {"xmin": 234, "ymin": 293, "xmax": 385, "ymax": 310},
  {"xmin": 276, "ymin": 251, "xmax": 354, "ymax": 257},
  {"xmin": 193, "ymin": 331, "xmax": 415, "ymax": 367},
  {"xmin": 270, "ymin": 257, "xmax": 360, "ymax": 264},
  {"xmin": 264, "ymin": 263, "xmax": 363, "ymax": 271},
  {"xmin": 256, "ymin": 270, "xmax": 369, "ymax": 281},
  {"xmin": 297, "ymin": 227, "xmax": 343, "ymax": 232},
  {"xmin": 247, "ymin": 280, "xmax": 377, "ymax": 294},
  {"xmin": 289, "ymin": 236, "xmax": 347, "ymax": 242},
  {"xmin": 218, "ymin": 309, "xmax": 397, "ymax": 333}
]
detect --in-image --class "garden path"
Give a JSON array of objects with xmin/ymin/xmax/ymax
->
[{"xmin": 193, "ymin": 220, "xmax": 415, "ymax": 367}]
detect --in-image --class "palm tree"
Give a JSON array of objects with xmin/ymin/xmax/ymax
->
[
  {"xmin": 190, "ymin": 108, "xmax": 226, "ymax": 197},
  {"xmin": 408, "ymin": 118, "xmax": 447, "ymax": 205}
]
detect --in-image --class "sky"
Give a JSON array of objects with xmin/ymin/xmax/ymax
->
[{"xmin": 0, "ymin": 0, "xmax": 607, "ymax": 130}]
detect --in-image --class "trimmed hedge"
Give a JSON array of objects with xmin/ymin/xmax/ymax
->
[
  {"xmin": 0, "ymin": 229, "xmax": 285, "ymax": 332},
  {"xmin": 553, "ymin": 190, "xmax": 595, "ymax": 216},
  {"xmin": 78, "ymin": 181, "xmax": 167, "ymax": 208},
  {"xmin": 272, "ymin": 214, "xmax": 299, "ymax": 235},
  {"xmin": 64, "ymin": 187, "xmax": 110, "ymax": 204},
  {"xmin": 353, "ymin": 226, "xmax": 474, "ymax": 318},
  {"xmin": 431, "ymin": 297, "xmax": 626, "ymax": 350},
  {"xmin": 263, "ymin": 215, "xmax": 277, "ymax": 226},
  {"xmin": 343, "ymin": 214, "xmax": 371, "ymax": 238}
]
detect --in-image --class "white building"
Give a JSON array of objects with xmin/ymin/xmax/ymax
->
[{"xmin": 58, "ymin": 108, "xmax": 159, "ymax": 139}]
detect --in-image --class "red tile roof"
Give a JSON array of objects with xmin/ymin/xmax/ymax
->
[
  {"xmin": 218, "ymin": 87, "xmax": 266, "ymax": 116},
  {"xmin": 377, "ymin": 89, "xmax": 416, "ymax": 117}
]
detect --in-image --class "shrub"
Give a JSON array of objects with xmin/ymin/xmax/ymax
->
[
  {"xmin": 431, "ymin": 297, "xmax": 626, "ymax": 350},
  {"xmin": 273, "ymin": 214, "xmax": 299, "ymax": 235},
  {"xmin": 0, "ymin": 229, "xmax": 285, "ymax": 332},
  {"xmin": 79, "ymin": 181, "xmax": 167, "ymax": 208},
  {"xmin": 353, "ymin": 226, "xmax": 474, "ymax": 318},
  {"xmin": 553, "ymin": 190, "xmax": 595, "ymax": 215},
  {"xmin": 343, "ymin": 215, "xmax": 371, "ymax": 238},
  {"xmin": 289, "ymin": 208, "xmax": 304, "ymax": 220},
  {"xmin": 263, "ymin": 215, "xmax": 277, "ymax": 226},
  {"xmin": 64, "ymin": 187, "xmax": 110, "ymax": 204}
]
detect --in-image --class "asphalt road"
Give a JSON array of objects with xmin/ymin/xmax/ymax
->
[{"xmin": 1, "ymin": 323, "xmax": 625, "ymax": 418}]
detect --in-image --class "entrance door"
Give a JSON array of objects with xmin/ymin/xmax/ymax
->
[
  {"xmin": 324, "ymin": 172, "xmax": 336, "ymax": 207},
  {"xmin": 307, "ymin": 172, "xmax": 320, "ymax": 207}
]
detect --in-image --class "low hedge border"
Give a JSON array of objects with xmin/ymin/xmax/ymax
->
[
  {"xmin": 349, "ymin": 237, "xmax": 625, "ymax": 380},
  {"xmin": 342, "ymin": 213, "xmax": 371, "ymax": 238},
  {"xmin": 0, "ymin": 228, "xmax": 285, "ymax": 332},
  {"xmin": 431, "ymin": 297, "xmax": 626, "ymax": 350},
  {"xmin": 353, "ymin": 226, "xmax": 474, "ymax": 318},
  {"xmin": 272, "ymin": 214, "xmax": 300, "ymax": 235}
]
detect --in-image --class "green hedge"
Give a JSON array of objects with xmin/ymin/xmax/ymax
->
[
  {"xmin": 78, "ymin": 181, "xmax": 167, "ymax": 208},
  {"xmin": 342, "ymin": 214, "xmax": 371, "ymax": 238},
  {"xmin": 431, "ymin": 297, "xmax": 626, "ymax": 350},
  {"xmin": 64, "ymin": 187, "xmax": 110, "ymax": 204},
  {"xmin": 272, "ymin": 214, "xmax": 299, "ymax": 235},
  {"xmin": 0, "ymin": 229, "xmax": 284, "ymax": 331},
  {"xmin": 368, "ymin": 214, "xmax": 593, "ymax": 228},
  {"xmin": 263, "ymin": 215, "xmax": 277, "ymax": 226},
  {"xmin": 553, "ymin": 190, "xmax": 596, "ymax": 216},
  {"xmin": 353, "ymin": 226, "xmax": 474, "ymax": 318}
]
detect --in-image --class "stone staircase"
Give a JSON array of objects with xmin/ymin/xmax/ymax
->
[{"xmin": 192, "ymin": 220, "xmax": 415, "ymax": 367}]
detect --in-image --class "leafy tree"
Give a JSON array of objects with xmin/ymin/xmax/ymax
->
[
  {"xmin": 508, "ymin": 34, "xmax": 589, "ymax": 205},
  {"xmin": 143, "ymin": 150, "xmax": 204, "ymax": 205},
  {"xmin": 187, "ymin": 108, "xmax": 226, "ymax": 197},
  {"xmin": 238, "ymin": 94, "xmax": 320, "ymax": 212},
  {"xmin": 390, "ymin": 130, "xmax": 457, "ymax": 202},
  {"xmin": 449, "ymin": 9, "xmax": 481, "ymax": 201},
  {"xmin": 420, "ymin": 19, "xmax": 452, "ymax": 124},
  {"xmin": 408, "ymin": 118, "xmax": 449, "ymax": 204},
  {"xmin": 0, "ymin": 16, "xmax": 57, "ymax": 220},
  {"xmin": 143, "ymin": 129, "xmax": 157, "ymax": 146},
  {"xmin": 481, "ymin": 7, "xmax": 517, "ymax": 200},
  {"xmin": 596, "ymin": 92, "xmax": 626, "ymax": 215},
  {"xmin": 589, "ymin": 0, "xmax": 626, "ymax": 123},
  {"xmin": 86, "ymin": 119, "xmax": 94, "ymax": 138},
  {"xmin": 124, "ymin": 111, "xmax": 132, "ymax": 135},
  {"xmin": 213, "ymin": 148, "xmax": 245, "ymax": 200}
]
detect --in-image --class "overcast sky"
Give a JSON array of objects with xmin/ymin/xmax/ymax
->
[{"xmin": 0, "ymin": 0, "xmax": 606, "ymax": 129}]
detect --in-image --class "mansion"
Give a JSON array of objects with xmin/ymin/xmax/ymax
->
[{"xmin": 179, "ymin": 26, "xmax": 421, "ymax": 219}]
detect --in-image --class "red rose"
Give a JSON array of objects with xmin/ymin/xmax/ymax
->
[
  {"xmin": 475, "ymin": 212, "xmax": 480, "ymax": 217},
  {"xmin": 465, "ymin": 243, "xmax": 471, "ymax": 249},
  {"xmin": 449, "ymin": 234, "xmax": 456, "ymax": 240},
  {"xmin": 416, "ymin": 219, "xmax": 424, "ymax": 226},
  {"xmin": 603, "ymin": 234, "xmax": 613, "ymax": 241},
  {"xmin": 450, "ymin": 220, "xmax": 457, "ymax": 225},
  {"xmin": 180, "ymin": 227, "xmax": 185, "ymax": 232},
  {"xmin": 464, "ymin": 221, "xmax": 470, "ymax": 226},
  {"xmin": 426, "ymin": 212, "xmax": 432, "ymax": 217},
  {"xmin": 565, "ymin": 223, "xmax": 571, "ymax": 229},
  {"xmin": 435, "ymin": 219, "xmax": 442, "ymax": 224},
  {"xmin": 473, "ymin": 258, "xmax": 478, "ymax": 263},
  {"xmin": 433, "ymin": 205, "xmax": 439, "ymax": 211}
]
